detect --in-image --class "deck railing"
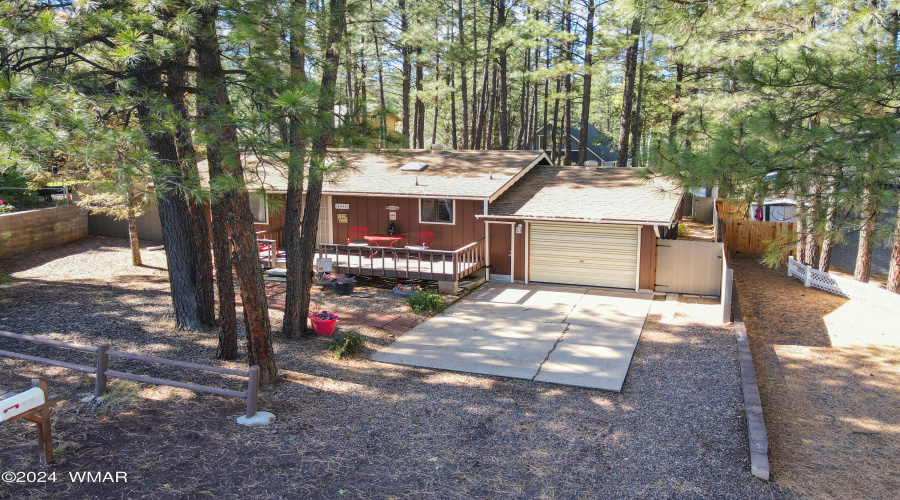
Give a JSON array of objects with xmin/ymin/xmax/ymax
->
[{"xmin": 317, "ymin": 239, "xmax": 485, "ymax": 282}]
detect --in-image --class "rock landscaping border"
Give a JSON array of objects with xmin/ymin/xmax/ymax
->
[{"xmin": 732, "ymin": 288, "xmax": 770, "ymax": 481}]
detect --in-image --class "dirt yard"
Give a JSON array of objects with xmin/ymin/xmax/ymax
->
[
  {"xmin": 733, "ymin": 257, "xmax": 899, "ymax": 499},
  {"xmin": 0, "ymin": 238, "xmax": 786, "ymax": 499}
]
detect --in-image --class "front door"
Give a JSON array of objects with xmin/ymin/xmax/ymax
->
[{"xmin": 487, "ymin": 222, "xmax": 513, "ymax": 282}]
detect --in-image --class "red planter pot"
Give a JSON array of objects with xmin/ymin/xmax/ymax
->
[{"xmin": 309, "ymin": 318, "xmax": 337, "ymax": 336}]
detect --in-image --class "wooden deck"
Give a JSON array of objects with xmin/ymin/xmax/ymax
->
[{"xmin": 316, "ymin": 240, "xmax": 485, "ymax": 282}]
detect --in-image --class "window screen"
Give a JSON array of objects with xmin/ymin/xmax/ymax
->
[
  {"xmin": 421, "ymin": 198, "xmax": 453, "ymax": 224},
  {"xmin": 249, "ymin": 193, "xmax": 268, "ymax": 224}
]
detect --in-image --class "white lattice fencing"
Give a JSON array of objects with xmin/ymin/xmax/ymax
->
[{"xmin": 787, "ymin": 257, "xmax": 900, "ymax": 315}]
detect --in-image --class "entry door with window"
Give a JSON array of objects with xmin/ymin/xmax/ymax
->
[{"xmin": 488, "ymin": 222, "xmax": 514, "ymax": 282}]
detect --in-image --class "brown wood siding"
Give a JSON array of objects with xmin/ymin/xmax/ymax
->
[
  {"xmin": 639, "ymin": 225, "xmax": 656, "ymax": 290},
  {"xmin": 330, "ymin": 195, "xmax": 484, "ymax": 251}
]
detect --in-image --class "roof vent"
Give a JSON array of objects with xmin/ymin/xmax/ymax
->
[
  {"xmin": 584, "ymin": 160, "xmax": 599, "ymax": 171},
  {"xmin": 430, "ymin": 143, "xmax": 444, "ymax": 153},
  {"xmin": 400, "ymin": 162, "xmax": 428, "ymax": 172}
]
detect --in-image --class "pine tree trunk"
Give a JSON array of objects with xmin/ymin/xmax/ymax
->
[
  {"xmin": 887, "ymin": 201, "xmax": 900, "ymax": 293},
  {"xmin": 516, "ymin": 48, "xmax": 529, "ymax": 150},
  {"xmin": 458, "ymin": 0, "xmax": 469, "ymax": 149},
  {"xmin": 196, "ymin": 4, "xmax": 276, "ymax": 382},
  {"xmin": 805, "ymin": 190, "xmax": 820, "ymax": 269},
  {"xmin": 630, "ymin": 30, "xmax": 647, "ymax": 167},
  {"xmin": 669, "ymin": 62, "xmax": 684, "ymax": 138},
  {"xmin": 210, "ymin": 197, "xmax": 237, "ymax": 360},
  {"xmin": 616, "ymin": 16, "xmax": 641, "ymax": 168},
  {"xmin": 171, "ymin": 57, "xmax": 216, "ymax": 328},
  {"xmin": 470, "ymin": 6, "xmax": 479, "ymax": 148},
  {"xmin": 126, "ymin": 194, "xmax": 142, "ymax": 266},
  {"xmin": 563, "ymin": 1, "xmax": 572, "ymax": 166},
  {"xmin": 296, "ymin": 0, "xmax": 348, "ymax": 335},
  {"xmin": 400, "ymin": 0, "xmax": 411, "ymax": 148},
  {"xmin": 551, "ymin": 77, "xmax": 561, "ymax": 164},
  {"xmin": 487, "ymin": 63, "xmax": 498, "ymax": 148},
  {"xmin": 132, "ymin": 57, "xmax": 205, "ymax": 332},
  {"xmin": 474, "ymin": 2, "xmax": 495, "ymax": 150},
  {"xmin": 818, "ymin": 196, "xmax": 837, "ymax": 272},
  {"xmin": 496, "ymin": 0, "xmax": 509, "ymax": 149},
  {"xmin": 795, "ymin": 200, "xmax": 807, "ymax": 264},
  {"xmin": 449, "ymin": 67, "xmax": 458, "ymax": 149},
  {"xmin": 578, "ymin": 0, "xmax": 595, "ymax": 165},
  {"xmin": 415, "ymin": 49, "xmax": 425, "ymax": 148},
  {"xmin": 283, "ymin": 0, "xmax": 308, "ymax": 339},
  {"xmin": 854, "ymin": 190, "xmax": 879, "ymax": 283},
  {"xmin": 370, "ymin": 0, "xmax": 387, "ymax": 146}
]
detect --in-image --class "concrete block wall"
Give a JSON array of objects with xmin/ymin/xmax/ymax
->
[{"xmin": 0, "ymin": 205, "xmax": 89, "ymax": 258}]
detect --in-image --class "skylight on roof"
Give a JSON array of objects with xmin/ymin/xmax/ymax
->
[{"xmin": 399, "ymin": 162, "xmax": 428, "ymax": 172}]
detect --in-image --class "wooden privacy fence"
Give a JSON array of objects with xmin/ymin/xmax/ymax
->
[
  {"xmin": 722, "ymin": 219, "xmax": 796, "ymax": 257},
  {"xmin": 655, "ymin": 239, "xmax": 724, "ymax": 296},
  {"xmin": 0, "ymin": 331, "xmax": 260, "ymax": 418}
]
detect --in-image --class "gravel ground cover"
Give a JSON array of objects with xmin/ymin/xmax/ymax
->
[
  {"xmin": 733, "ymin": 257, "xmax": 899, "ymax": 499},
  {"xmin": 0, "ymin": 238, "xmax": 786, "ymax": 499}
]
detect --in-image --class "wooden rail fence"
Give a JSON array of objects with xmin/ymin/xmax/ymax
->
[{"xmin": 0, "ymin": 331, "xmax": 260, "ymax": 418}]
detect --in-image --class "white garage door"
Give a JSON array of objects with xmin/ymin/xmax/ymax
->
[{"xmin": 529, "ymin": 222, "xmax": 639, "ymax": 289}]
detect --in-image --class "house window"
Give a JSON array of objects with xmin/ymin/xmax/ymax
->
[
  {"xmin": 538, "ymin": 135, "xmax": 549, "ymax": 150},
  {"xmin": 420, "ymin": 198, "xmax": 454, "ymax": 224},
  {"xmin": 249, "ymin": 193, "xmax": 268, "ymax": 224}
]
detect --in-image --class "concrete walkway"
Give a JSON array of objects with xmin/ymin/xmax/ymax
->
[{"xmin": 371, "ymin": 283, "xmax": 653, "ymax": 391}]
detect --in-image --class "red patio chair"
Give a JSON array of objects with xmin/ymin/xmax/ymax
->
[
  {"xmin": 348, "ymin": 227, "xmax": 369, "ymax": 247},
  {"xmin": 405, "ymin": 230, "xmax": 434, "ymax": 250}
]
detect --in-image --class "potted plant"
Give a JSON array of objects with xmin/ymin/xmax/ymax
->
[
  {"xmin": 392, "ymin": 283, "xmax": 420, "ymax": 298},
  {"xmin": 332, "ymin": 276, "xmax": 357, "ymax": 296},
  {"xmin": 314, "ymin": 272, "xmax": 336, "ymax": 287},
  {"xmin": 308, "ymin": 310, "xmax": 339, "ymax": 336}
]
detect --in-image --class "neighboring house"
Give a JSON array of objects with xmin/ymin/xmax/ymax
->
[
  {"xmin": 334, "ymin": 105, "xmax": 402, "ymax": 148},
  {"xmin": 208, "ymin": 150, "xmax": 681, "ymax": 293},
  {"xmin": 530, "ymin": 123, "xmax": 621, "ymax": 166},
  {"xmin": 748, "ymin": 197, "xmax": 799, "ymax": 223}
]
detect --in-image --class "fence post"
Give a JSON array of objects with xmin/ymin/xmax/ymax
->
[
  {"xmin": 245, "ymin": 365, "xmax": 259, "ymax": 418},
  {"xmin": 804, "ymin": 263, "xmax": 812, "ymax": 287},
  {"xmin": 722, "ymin": 268, "xmax": 734, "ymax": 323},
  {"xmin": 94, "ymin": 343, "xmax": 109, "ymax": 397}
]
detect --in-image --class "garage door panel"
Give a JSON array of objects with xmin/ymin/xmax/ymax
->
[{"xmin": 529, "ymin": 222, "xmax": 639, "ymax": 290}]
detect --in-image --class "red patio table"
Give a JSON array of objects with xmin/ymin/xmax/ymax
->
[
  {"xmin": 363, "ymin": 234, "xmax": 407, "ymax": 258},
  {"xmin": 363, "ymin": 234, "xmax": 407, "ymax": 247}
]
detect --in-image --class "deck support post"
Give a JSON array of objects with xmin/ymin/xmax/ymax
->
[{"xmin": 438, "ymin": 280, "xmax": 458, "ymax": 294}]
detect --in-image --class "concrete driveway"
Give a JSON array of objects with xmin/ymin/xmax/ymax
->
[{"xmin": 371, "ymin": 283, "xmax": 653, "ymax": 391}]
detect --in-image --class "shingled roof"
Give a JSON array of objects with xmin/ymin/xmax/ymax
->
[
  {"xmin": 485, "ymin": 166, "xmax": 682, "ymax": 224},
  {"xmin": 198, "ymin": 150, "xmax": 550, "ymax": 200}
]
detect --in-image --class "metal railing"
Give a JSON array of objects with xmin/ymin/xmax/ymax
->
[
  {"xmin": 316, "ymin": 239, "xmax": 485, "ymax": 281},
  {"xmin": 0, "ymin": 330, "xmax": 260, "ymax": 418}
]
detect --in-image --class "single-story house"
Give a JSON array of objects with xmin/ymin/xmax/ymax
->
[
  {"xmin": 206, "ymin": 149, "xmax": 682, "ymax": 294},
  {"xmin": 530, "ymin": 123, "xmax": 622, "ymax": 166}
]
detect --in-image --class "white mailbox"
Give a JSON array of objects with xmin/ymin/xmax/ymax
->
[{"xmin": 1, "ymin": 387, "xmax": 46, "ymax": 422}]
